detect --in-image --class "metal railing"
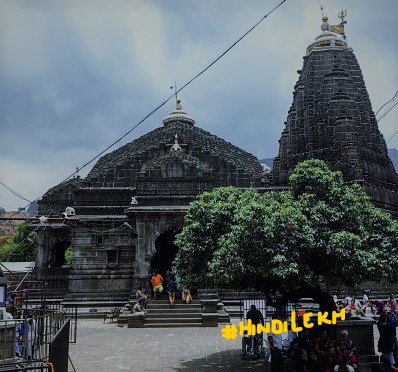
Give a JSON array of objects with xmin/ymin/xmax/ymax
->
[{"xmin": 0, "ymin": 308, "xmax": 71, "ymax": 371}]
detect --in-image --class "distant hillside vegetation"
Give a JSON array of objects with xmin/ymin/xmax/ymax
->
[{"xmin": 259, "ymin": 148, "xmax": 398, "ymax": 172}]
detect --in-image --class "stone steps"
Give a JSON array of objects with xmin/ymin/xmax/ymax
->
[
  {"xmin": 146, "ymin": 304, "xmax": 201, "ymax": 310},
  {"xmin": 146, "ymin": 312, "xmax": 203, "ymax": 318},
  {"xmin": 144, "ymin": 299, "xmax": 203, "ymax": 328},
  {"xmin": 145, "ymin": 317, "xmax": 202, "ymax": 324},
  {"xmin": 144, "ymin": 322, "xmax": 202, "ymax": 328}
]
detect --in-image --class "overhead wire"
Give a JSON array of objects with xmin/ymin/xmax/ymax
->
[
  {"xmin": 0, "ymin": 179, "xmax": 32, "ymax": 204},
  {"xmin": 377, "ymin": 100, "xmax": 398, "ymax": 123},
  {"xmin": 375, "ymin": 90, "xmax": 398, "ymax": 118},
  {"xmin": 387, "ymin": 128, "xmax": 398, "ymax": 144},
  {"xmin": 375, "ymin": 90, "xmax": 398, "ymax": 144},
  {"xmin": 1, "ymin": 0, "xmax": 288, "ymax": 220},
  {"xmin": 52, "ymin": 0, "xmax": 287, "ymax": 187}
]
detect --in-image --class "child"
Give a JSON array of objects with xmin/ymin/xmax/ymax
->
[{"xmin": 182, "ymin": 285, "xmax": 192, "ymax": 304}]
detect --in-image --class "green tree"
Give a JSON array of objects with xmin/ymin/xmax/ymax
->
[
  {"xmin": 0, "ymin": 223, "xmax": 37, "ymax": 262},
  {"xmin": 64, "ymin": 247, "xmax": 73, "ymax": 265},
  {"xmin": 173, "ymin": 160, "xmax": 398, "ymax": 291}
]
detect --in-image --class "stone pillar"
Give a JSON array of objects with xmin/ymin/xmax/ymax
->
[
  {"xmin": 201, "ymin": 299, "xmax": 219, "ymax": 327},
  {"xmin": 127, "ymin": 313, "xmax": 145, "ymax": 328}
]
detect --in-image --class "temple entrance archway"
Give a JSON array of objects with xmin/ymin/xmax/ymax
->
[{"xmin": 150, "ymin": 229, "xmax": 181, "ymax": 280}]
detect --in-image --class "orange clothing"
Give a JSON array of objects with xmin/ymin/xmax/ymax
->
[{"xmin": 151, "ymin": 274, "xmax": 163, "ymax": 287}]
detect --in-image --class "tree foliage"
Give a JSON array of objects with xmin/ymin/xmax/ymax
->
[
  {"xmin": 0, "ymin": 223, "xmax": 37, "ymax": 262},
  {"xmin": 173, "ymin": 159, "xmax": 398, "ymax": 290},
  {"xmin": 64, "ymin": 247, "xmax": 73, "ymax": 265}
]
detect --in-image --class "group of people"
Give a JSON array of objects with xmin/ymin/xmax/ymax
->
[
  {"xmin": 284, "ymin": 328, "xmax": 358, "ymax": 372},
  {"xmin": 334, "ymin": 292, "xmax": 378, "ymax": 318},
  {"xmin": 243, "ymin": 304, "xmax": 360, "ymax": 372},
  {"xmin": 150, "ymin": 270, "xmax": 192, "ymax": 305},
  {"xmin": 132, "ymin": 270, "xmax": 192, "ymax": 312}
]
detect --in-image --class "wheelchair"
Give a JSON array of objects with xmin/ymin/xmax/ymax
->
[{"xmin": 241, "ymin": 332, "xmax": 270, "ymax": 360}]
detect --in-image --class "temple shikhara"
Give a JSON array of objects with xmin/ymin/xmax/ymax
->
[
  {"xmin": 273, "ymin": 14, "xmax": 398, "ymax": 215},
  {"xmin": 34, "ymin": 14, "xmax": 398, "ymax": 300}
]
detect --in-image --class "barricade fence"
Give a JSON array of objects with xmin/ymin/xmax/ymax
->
[
  {"xmin": 218, "ymin": 293, "xmax": 319, "ymax": 323},
  {"xmin": 0, "ymin": 308, "xmax": 71, "ymax": 371},
  {"xmin": 239, "ymin": 299, "xmax": 295, "ymax": 323}
]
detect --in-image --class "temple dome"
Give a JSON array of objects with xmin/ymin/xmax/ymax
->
[
  {"xmin": 85, "ymin": 118, "xmax": 264, "ymax": 188},
  {"xmin": 39, "ymin": 103, "xmax": 265, "ymax": 214}
]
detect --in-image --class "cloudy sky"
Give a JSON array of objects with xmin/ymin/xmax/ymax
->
[{"xmin": 0, "ymin": 0, "xmax": 397, "ymax": 212}]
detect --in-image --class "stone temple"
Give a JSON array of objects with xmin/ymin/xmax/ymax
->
[
  {"xmin": 273, "ymin": 15, "xmax": 398, "ymax": 216},
  {"xmin": 36, "ymin": 101, "xmax": 266, "ymax": 298},
  {"xmin": 35, "ymin": 16, "xmax": 398, "ymax": 298}
]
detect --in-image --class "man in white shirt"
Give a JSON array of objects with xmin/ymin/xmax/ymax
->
[{"xmin": 268, "ymin": 313, "xmax": 284, "ymax": 371}]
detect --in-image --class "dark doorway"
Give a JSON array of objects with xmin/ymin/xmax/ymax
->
[
  {"xmin": 52, "ymin": 241, "xmax": 71, "ymax": 268},
  {"xmin": 150, "ymin": 229, "xmax": 181, "ymax": 280}
]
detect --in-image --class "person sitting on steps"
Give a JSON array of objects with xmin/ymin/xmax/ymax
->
[{"xmin": 182, "ymin": 285, "xmax": 192, "ymax": 304}]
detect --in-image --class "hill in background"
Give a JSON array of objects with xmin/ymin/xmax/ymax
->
[{"xmin": 259, "ymin": 148, "xmax": 398, "ymax": 173}]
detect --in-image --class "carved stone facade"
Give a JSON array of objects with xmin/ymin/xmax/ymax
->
[
  {"xmin": 37, "ymin": 105, "xmax": 265, "ymax": 298},
  {"xmin": 35, "ymin": 17, "xmax": 398, "ymax": 299},
  {"xmin": 273, "ymin": 16, "xmax": 398, "ymax": 216}
]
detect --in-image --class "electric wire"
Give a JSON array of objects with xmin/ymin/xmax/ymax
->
[
  {"xmin": 387, "ymin": 128, "xmax": 398, "ymax": 144},
  {"xmin": 0, "ymin": 179, "xmax": 32, "ymax": 204},
  {"xmin": 53, "ymin": 0, "xmax": 287, "ymax": 187},
  {"xmin": 375, "ymin": 90, "xmax": 398, "ymax": 117},
  {"xmin": 378, "ymin": 100, "xmax": 398, "ymax": 123},
  {"xmin": 1, "ymin": 0, "xmax": 288, "ymax": 220},
  {"xmin": 375, "ymin": 90, "xmax": 398, "ymax": 143}
]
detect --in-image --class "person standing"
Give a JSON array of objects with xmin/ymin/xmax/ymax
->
[
  {"xmin": 246, "ymin": 304, "xmax": 264, "ymax": 326},
  {"xmin": 362, "ymin": 291, "xmax": 369, "ymax": 305},
  {"xmin": 167, "ymin": 276, "xmax": 178, "ymax": 306},
  {"xmin": 268, "ymin": 313, "xmax": 284, "ymax": 371},
  {"xmin": 245, "ymin": 304, "xmax": 264, "ymax": 355},
  {"xmin": 150, "ymin": 271, "xmax": 163, "ymax": 300},
  {"xmin": 378, "ymin": 311, "xmax": 398, "ymax": 371}
]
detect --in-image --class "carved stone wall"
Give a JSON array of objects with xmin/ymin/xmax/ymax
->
[
  {"xmin": 36, "ymin": 111, "xmax": 265, "ymax": 299},
  {"xmin": 67, "ymin": 219, "xmax": 135, "ymax": 294}
]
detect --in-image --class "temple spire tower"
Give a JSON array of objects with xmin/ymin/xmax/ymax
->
[{"xmin": 273, "ymin": 13, "xmax": 398, "ymax": 215}]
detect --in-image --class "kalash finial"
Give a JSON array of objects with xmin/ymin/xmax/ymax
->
[{"xmin": 321, "ymin": 15, "xmax": 329, "ymax": 31}]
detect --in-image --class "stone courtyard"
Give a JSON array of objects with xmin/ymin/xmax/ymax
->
[{"xmin": 68, "ymin": 319, "xmax": 380, "ymax": 371}]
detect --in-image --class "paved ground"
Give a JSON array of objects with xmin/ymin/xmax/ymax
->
[
  {"xmin": 68, "ymin": 320, "xmax": 381, "ymax": 372},
  {"xmin": 68, "ymin": 320, "xmax": 269, "ymax": 372}
]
